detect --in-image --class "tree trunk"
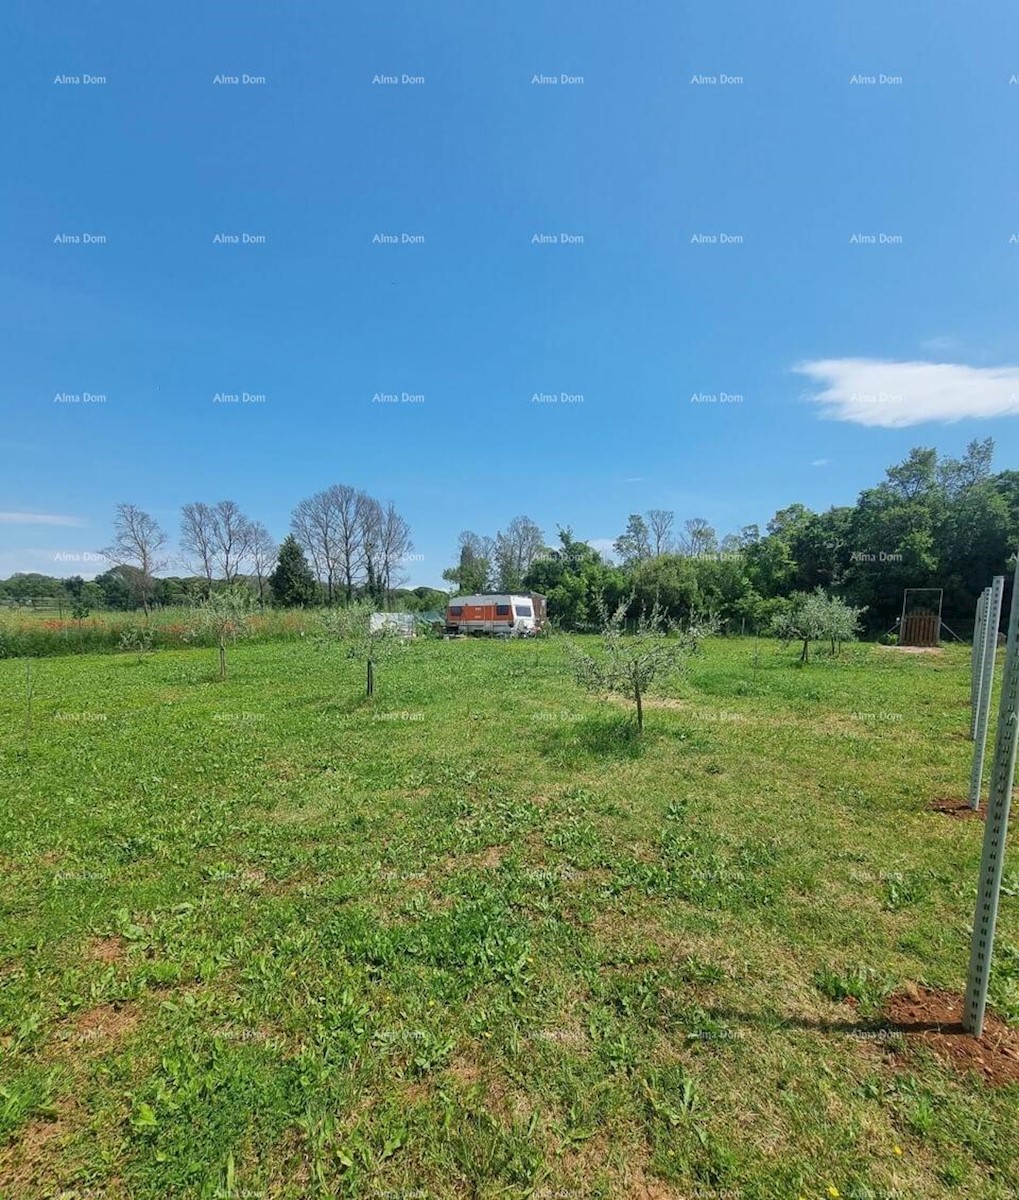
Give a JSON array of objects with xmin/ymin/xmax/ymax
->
[
  {"xmin": 219, "ymin": 640, "xmax": 227, "ymax": 680},
  {"xmin": 635, "ymin": 684, "xmax": 643, "ymax": 734},
  {"xmin": 367, "ymin": 659, "xmax": 374, "ymax": 697},
  {"xmin": 800, "ymin": 638, "xmax": 809, "ymax": 663}
]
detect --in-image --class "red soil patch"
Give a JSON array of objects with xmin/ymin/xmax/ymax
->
[
  {"xmin": 882, "ymin": 986, "xmax": 1019, "ymax": 1087},
  {"xmin": 72, "ymin": 1002, "xmax": 140, "ymax": 1048},
  {"xmin": 85, "ymin": 934, "xmax": 127, "ymax": 963},
  {"xmin": 445, "ymin": 1055, "xmax": 525, "ymax": 1120},
  {"xmin": 928, "ymin": 797, "xmax": 985, "ymax": 820},
  {"xmin": 0, "ymin": 1096, "xmax": 80, "ymax": 1192}
]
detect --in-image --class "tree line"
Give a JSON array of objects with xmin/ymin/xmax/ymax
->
[
  {"xmin": 3, "ymin": 440, "xmax": 1016, "ymax": 634},
  {"xmin": 441, "ymin": 440, "xmax": 1018, "ymax": 633},
  {"xmin": 0, "ymin": 487, "xmax": 420, "ymax": 615}
]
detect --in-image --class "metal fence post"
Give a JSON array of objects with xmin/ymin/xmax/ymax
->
[
  {"xmin": 970, "ymin": 589, "xmax": 988, "ymax": 739},
  {"xmin": 964, "ymin": 556, "xmax": 1019, "ymax": 1036},
  {"xmin": 969, "ymin": 577, "xmax": 1004, "ymax": 809}
]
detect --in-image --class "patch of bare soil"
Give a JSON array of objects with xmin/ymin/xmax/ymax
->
[
  {"xmin": 882, "ymin": 986, "xmax": 1019, "ymax": 1087},
  {"xmin": 928, "ymin": 797, "xmax": 985, "ymax": 820},
  {"xmin": 440, "ymin": 841, "xmax": 530, "ymax": 873},
  {"xmin": 71, "ymin": 1001, "xmax": 140, "ymax": 1049},
  {"xmin": 0, "ymin": 1097, "xmax": 79, "ymax": 1192},
  {"xmin": 85, "ymin": 934, "xmax": 127, "ymax": 964},
  {"xmin": 446, "ymin": 1054, "xmax": 482, "ymax": 1088},
  {"xmin": 445, "ymin": 1055, "xmax": 528, "ymax": 1121},
  {"xmin": 624, "ymin": 1165, "xmax": 685, "ymax": 1198}
]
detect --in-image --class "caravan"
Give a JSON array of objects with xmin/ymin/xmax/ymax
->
[{"xmin": 444, "ymin": 593, "xmax": 546, "ymax": 638}]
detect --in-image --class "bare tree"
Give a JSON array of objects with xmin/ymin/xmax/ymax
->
[
  {"xmin": 292, "ymin": 490, "xmax": 342, "ymax": 602},
  {"xmin": 291, "ymin": 484, "xmax": 367, "ymax": 604},
  {"xmin": 681, "ymin": 518, "xmax": 718, "ymax": 558},
  {"xmin": 378, "ymin": 501, "xmax": 414, "ymax": 607},
  {"xmin": 646, "ymin": 509, "xmax": 674, "ymax": 557},
  {"xmin": 291, "ymin": 496, "xmax": 328, "ymax": 595},
  {"xmin": 181, "ymin": 500, "xmax": 256, "ymax": 585},
  {"xmin": 99, "ymin": 503, "xmax": 168, "ymax": 613},
  {"xmin": 209, "ymin": 500, "xmax": 254, "ymax": 583},
  {"xmin": 495, "ymin": 516, "xmax": 545, "ymax": 591},
  {"xmin": 358, "ymin": 493, "xmax": 385, "ymax": 604},
  {"xmin": 335, "ymin": 485, "xmax": 365, "ymax": 602},
  {"xmin": 180, "ymin": 502, "xmax": 217, "ymax": 590},
  {"xmin": 248, "ymin": 523, "xmax": 278, "ymax": 609}
]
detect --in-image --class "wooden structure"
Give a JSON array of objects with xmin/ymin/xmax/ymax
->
[
  {"xmin": 899, "ymin": 588, "xmax": 944, "ymax": 647},
  {"xmin": 900, "ymin": 609, "xmax": 940, "ymax": 647}
]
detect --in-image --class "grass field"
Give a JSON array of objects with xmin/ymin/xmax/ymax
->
[
  {"xmin": 1, "ymin": 636, "xmax": 1017, "ymax": 1199},
  {"xmin": 0, "ymin": 606, "xmax": 315, "ymax": 659}
]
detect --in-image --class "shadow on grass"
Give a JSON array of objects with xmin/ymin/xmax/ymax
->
[{"xmin": 699, "ymin": 1004, "xmax": 958, "ymax": 1037}]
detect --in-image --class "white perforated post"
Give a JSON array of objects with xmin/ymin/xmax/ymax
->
[
  {"xmin": 969, "ymin": 578, "xmax": 1004, "ymax": 809},
  {"xmin": 971, "ymin": 589, "xmax": 988, "ymax": 739},
  {"xmin": 964, "ymin": 556, "xmax": 1019, "ymax": 1036}
]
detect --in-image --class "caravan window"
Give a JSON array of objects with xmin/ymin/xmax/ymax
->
[
  {"xmin": 495, "ymin": 604, "xmax": 511, "ymax": 616},
  {"xmin": 514, "ymin": 605, "xmax": 532, "ymax": 617}
]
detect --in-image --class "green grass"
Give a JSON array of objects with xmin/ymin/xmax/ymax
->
[{"xmin": 0, "ymin": 636, "xmax": 1016, "ymax": 1198}]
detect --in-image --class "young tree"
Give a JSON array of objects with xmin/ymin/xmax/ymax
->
[
  {"xmin": 269, "ymin": 535, "xmax": 318, "ymax": 607},
  {"xmin": 771, "ymin": 588, "xmax": 863, "ymax": 662},
  {"xmin": 187, "ymin": 585, "xmax": 254, "ymax": 680},
  {"xmin": 823, "ymin": 591, "xmax": 866, "ymax": 656},
  {"xmin": 565, "ymin": 596, "xmax": 711, "ymax": 734},
  {"xmin": 99, "ymin": 504, "xmax": 168, "ymax": 613},
  {"xmin": 319, "ymin": 599, "xmax": 403, "ymax": 698},
  {"xmin": 71, "ymin": 581, "xmax": 103, "ymax": 623}
]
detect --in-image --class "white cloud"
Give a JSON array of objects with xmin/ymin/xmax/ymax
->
[
  {"xmin": 811, "ymin": 458, "xmax": 830, "ymax": 467},
  {"xmin": 0, "ymin": 512, "xmax": 86, "ymax": 526},
  {"xmin": 795, "ymin": 358, "xmax": 1019, "ymax": 428}
]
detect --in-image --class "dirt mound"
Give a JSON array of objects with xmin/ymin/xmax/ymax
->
[
  {"xmin": 928, "ymin": 797, "xmax": 985, "ymax": 820},
  {"xmin": 882, "ymin": 986, "xmax": 1019, "ymax": 1087}
]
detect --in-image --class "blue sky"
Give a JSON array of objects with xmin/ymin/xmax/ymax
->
[{"xmin": 3, "ymin": 0, "xmax": 1019, "ymax": 588}]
